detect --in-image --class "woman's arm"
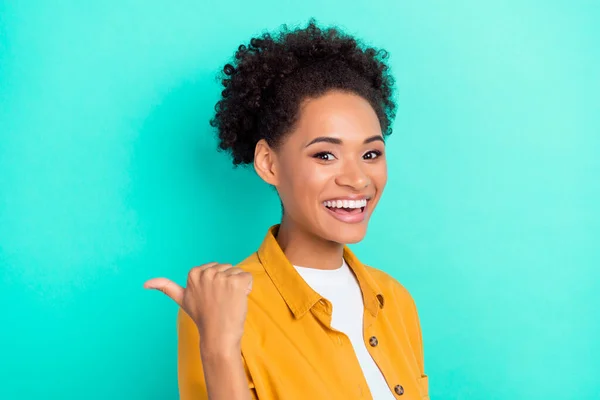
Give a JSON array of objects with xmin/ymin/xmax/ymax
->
[
  {"xmin": 200, "ymin": 344, "xmax": 253, "ymax": 400},
  {"xmin": 145, "ymin": 263, "xmax": 256, "ymax": 400},
  {"xmin": 178, "ymin": 308, "xmax": 257, "ymax": 400}
]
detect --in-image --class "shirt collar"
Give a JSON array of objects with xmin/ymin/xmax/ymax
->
[{"xmin": 257, "ymin": 224, "xmax": 385, "ymax": 319}]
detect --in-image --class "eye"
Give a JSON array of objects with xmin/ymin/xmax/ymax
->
[
  {"xmin": 363, "ymin": 150, "xmax": 383, "ymax": 160},
  {"xmin": 313, "ymin": 151, "xmax": 336, "ymax": 161}
]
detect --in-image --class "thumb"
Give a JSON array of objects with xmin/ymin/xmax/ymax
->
[{"xmin": 144, "ymin": 278, "xmax": 185, "ymax": 306}]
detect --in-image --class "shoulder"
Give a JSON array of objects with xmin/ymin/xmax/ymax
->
[
  {"xmin": 235, "ymin": 252, "xmax": 269, "ymax": 294},
  {"xmin": 364, "ymin": 264, "xmax": 416, "ymax": 304},
  {"xmin": 235, "ymin": 252, "xmax": 267, "ymax": 274},
  {"xmin": 363, "ymin": 264, "xmax": 423, "ymax": 325}
]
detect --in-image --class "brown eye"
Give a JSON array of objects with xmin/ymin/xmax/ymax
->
[
  {"xmin": 363, "ymin": 150, "xmax": 382, "ymax": 160},
  {"xmin": 313, "ymin": 152, "xmax": 335, "ymax": 161}
]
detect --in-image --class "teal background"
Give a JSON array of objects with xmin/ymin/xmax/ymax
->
[{"xmin": 1, "ymin": 1, "xmax": 598, "ymax": 399}]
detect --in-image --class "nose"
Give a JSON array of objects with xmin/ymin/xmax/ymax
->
[{"xmin": 335, "ymin": 160, "xmax": 371, "ymax": 191}]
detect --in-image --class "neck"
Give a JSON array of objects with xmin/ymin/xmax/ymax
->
[{"xmin": 276, "ymin": 214, "xmax": 344, "ymax": 270}]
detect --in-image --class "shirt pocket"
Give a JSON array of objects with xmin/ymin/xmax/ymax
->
[{"xmin": 417, "ymin": 374, "xmax": 429, "ymax": 399}]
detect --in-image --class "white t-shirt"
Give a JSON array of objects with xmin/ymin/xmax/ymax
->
[{"xmin": 293, "ymin": 259, "xmax": 396, "ymax": 400}]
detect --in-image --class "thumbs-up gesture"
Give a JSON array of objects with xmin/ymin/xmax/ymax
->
[{"xmin": 144, "ymin": 263, "xmax": 253, "ymax": 351}]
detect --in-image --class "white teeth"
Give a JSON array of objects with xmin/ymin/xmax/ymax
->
[{"xmin": 323, "ymin": 199, "xmax": 368, "ymax": 209}]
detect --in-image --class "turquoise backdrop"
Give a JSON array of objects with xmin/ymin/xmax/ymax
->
[{"xmin": 1, "ymin": 1, "xmax": 598, "ymax": 399}]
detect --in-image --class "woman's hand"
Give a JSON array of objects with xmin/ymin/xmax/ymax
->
[{"xmin": 144, "ymin": 263, "xmax": 253, "ymax": 352}]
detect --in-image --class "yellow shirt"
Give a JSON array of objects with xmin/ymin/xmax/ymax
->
[{"xmin": 178, "ymin": 225, "xmax": 429, "ymax": 400}]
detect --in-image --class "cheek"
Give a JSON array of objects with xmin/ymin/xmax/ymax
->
[
  {"xmin": 280, "ymin": 161, "xmax": 331, "ymax": 209},
  {"xmin": 300, "ymin": 163, "xmax": 333, "ymax": 187},
  {"xmin": 372, "ymin": 161, "xmax": 388, "ymax": 189},
  {"xmin": 293, "ymin": 163, "xmax": 332, "ymax": 205}
]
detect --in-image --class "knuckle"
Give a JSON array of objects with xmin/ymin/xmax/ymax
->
[
  {"xmin": 196, "ymin": 262, "xmax": 217, "ymax": 274},
  {"xmin": 202, "ymin": 266, "xmax": 223, "ymax": 281},
  {"xmin": 239, "ymin": 271, "xmax": 251, "ymax": 278},
  {"xmin": 186, "ymin": 271, "xmax": 196, "ymax": 283},
  {"xmin": 217, "ymin": 263, "xmax": 234, "ymax": 272},
  {"xmin": 187, "ymin": 267, "xmax": 202, "ymax": 280},
  {"xmin": 232, "ymin": 271, "xmax": 250, "ymax": 284}
]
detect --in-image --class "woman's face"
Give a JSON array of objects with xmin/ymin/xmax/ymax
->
[{"xmin": 257, "ymin": 90, "xmax": 388, "ymax": 244}]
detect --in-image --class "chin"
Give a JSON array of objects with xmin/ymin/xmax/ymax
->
[{"xmin": 323, "ymin": 223, "xmax": 368, "ymax": 245}]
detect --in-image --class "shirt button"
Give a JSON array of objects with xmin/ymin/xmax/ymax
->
[
  {"xmin": 377, "ymin": 294, "xmax": 385, "ymax": 308},
  {"xmin": 369, "ymin": 336, "xmax": 378, "ymax": 347},
  {"xmin": 394, "ymin": 385, "xmax": 404, "ymax": 395}
]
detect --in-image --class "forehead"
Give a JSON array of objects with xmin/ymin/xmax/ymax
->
[{"xmin": 292, "ymin": 90, "xmax": 382, "ymax": 141}]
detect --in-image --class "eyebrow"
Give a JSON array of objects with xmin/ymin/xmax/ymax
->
[{"xmin": 304, "ymin": 135, "xmax": 384, "ymax": 148}]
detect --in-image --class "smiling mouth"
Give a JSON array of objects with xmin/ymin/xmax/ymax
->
[
  {"xmin": 322, "ymin": 199, "xmax": 369, "ymax": 222},
  {"xmin": 323, "ymin": 200, "xmax": 366, "ymax": 214}
]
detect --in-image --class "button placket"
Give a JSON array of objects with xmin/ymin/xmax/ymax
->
[{"xmin": 365, "ymin": 317, "xmax": 404, "ymax": 399}]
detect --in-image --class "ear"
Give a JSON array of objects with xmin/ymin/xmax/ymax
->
[{"xmin": 254, "ymin": 139, "xmax": 279, "ymax": 186}]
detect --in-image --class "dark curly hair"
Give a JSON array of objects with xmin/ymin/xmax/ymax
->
[{"xmin": 210, "ymin": 19, "xmax": 397, "ymax": 166}]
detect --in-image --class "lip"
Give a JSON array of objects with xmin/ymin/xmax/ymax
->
[{"xmin": 323, "ymin": 195, "xmax": 372, "ymax": 202}]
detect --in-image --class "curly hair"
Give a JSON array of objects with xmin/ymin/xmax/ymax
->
[{"xmin": 209, "ymin": 19, "xmax": 397, "ymax": 166}]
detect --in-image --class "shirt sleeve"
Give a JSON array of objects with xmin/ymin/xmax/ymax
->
[
  {"xmin": 391, "ymin": 280, "xmax": 426, "ymax": 376},
  {"xmin": 398, "ymin": 285, "xmax": 429, "ymax": 397},
  {"xmin": 409, "ymin": 294, "xmax": 426, "ymax": 376},
  {"xmin": 176, "ymin": 308, "xmax": 258, "ymax": 400}
]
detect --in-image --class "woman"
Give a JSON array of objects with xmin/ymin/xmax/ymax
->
[{"xmin": 145, "ymin": 19, "xmax": 429, "ymax": 400}]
